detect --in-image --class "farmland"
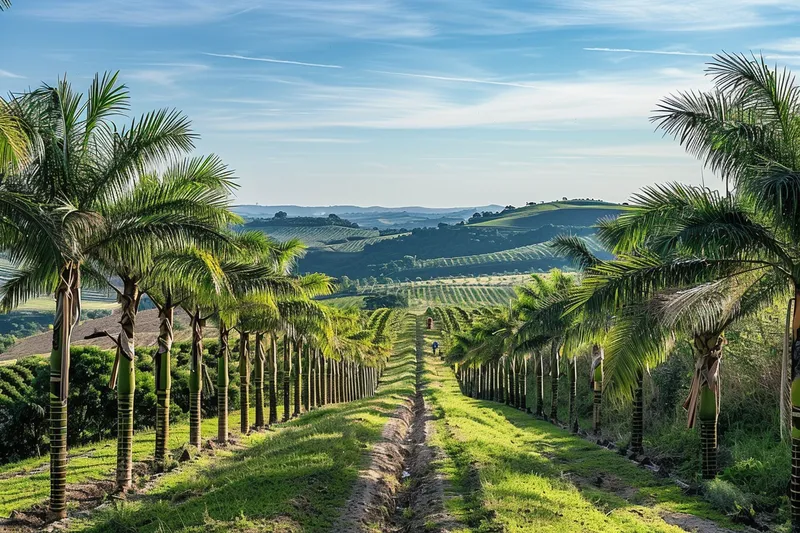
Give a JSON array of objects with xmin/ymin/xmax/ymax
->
[
  {"xmin": 329, "ymin": 275, "xmax": 529, "ymax": 308},
  {"xmin": 471, "ymin": 201, "xmax": 625, "ymax": 229},
  {"xmin": 249, "ymin": 224, "xmax": 380, "ymax": 249}
]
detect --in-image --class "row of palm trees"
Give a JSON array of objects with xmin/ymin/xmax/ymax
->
[
  {"xmin": 438, "ymin": 52, "xmax": 800, "ymax": 531},
  {"xmin": 0, "ymin": 73, "xmax": 396, "ymax": 520}
]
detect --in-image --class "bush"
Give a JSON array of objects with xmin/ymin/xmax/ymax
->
[{"xmin": 703, "ymin": 478, "xmax": 754, "ymax": 517}]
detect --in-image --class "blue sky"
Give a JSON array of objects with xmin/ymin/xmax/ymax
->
[{"xmin": 2, "ymin": 1, "xmax": 800, "ymax": 207}]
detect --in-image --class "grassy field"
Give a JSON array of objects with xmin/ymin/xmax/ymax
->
[
  {"xmin": 472, "ymin": 201, "xmax": 624, "ymax": 229},
  {"xmin": 420, "ymin": 326, "xmax": 742, "ymax": 533},
  {"xmin": 0, "ymin": 258, "xmax": 116, "ymax": 312},
  {"xmin": 32, "ymin": 314, "xmax": 416, "ymax": 532}
]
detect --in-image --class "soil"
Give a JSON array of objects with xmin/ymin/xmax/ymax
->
[
  {"xmin": 660, "ymin": 511, "xmax": 756, "ymax": 533},
  {"xmin": 333, "ymin": 395, "xmax": 413, "ymax": 532},
  {"xmin": 387, "ymin": 319, "xmax": 465, "ymax": 533},
  {"xmin": 1, "ymin": 308, "xmax": 194, "ymax": 361}
]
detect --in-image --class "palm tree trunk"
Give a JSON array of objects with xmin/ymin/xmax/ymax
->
[
  {"xmin": 523, "ymin": 355, "xmax": 530, "ymax": 413},
  {"xmin": 154, "ymin": 303, "xmax": 173, "ymax": 469},
  {"xmin": 320, "ymin": 355, "xmax": 327, "ymax": 405},
  {"xmin": 294, "ymin": 339, "xmax": 302, "ymax": 417},
  {"xmin": 217, "ymin": 322, "xmax": 230, "ymax": 443},
  {"xmin": 506, "ymin": 357, "xmax": 513, "ymax": 406},
  {"xmin": 591, "ymin": 345, "xmax": 604, "ymax": 436},
  {"xmin": 630, "ymin": 369, "xmax": 644, "ymax": 455},
  {"xmin": 283, "ymin": 336, "xmax": 291, "ymax": 421},
  {"xmin": 48, "ymin": 263, "xmax": 80, "ymax": 520},
  {"xmin": 535, "ymin": 350, "xmax": 544, "ymax": 417},
  {"xmin": 114, "ymin": 278, "xmax": 139, "ymax": 492},
  {"xmin": 336, "ymin": 361, "xmax": 347, "ymax": 403},
  {"xmin": 686, "ymin": 334, "xmax": 723, "ymax": 480},
  {"xmin": 790, "ymin": 292, "xmax": 800, "ymax": 529},
  {"xmin": 254, "ymin": 332, "xmax": 265, "ymax": 429},
  {"xmin": 239, "ymin": 331, "xmax": 250, "ymax": 433},
  {"xmin": 315, "ymin": 349, "xmax": 322, "ymax": 406},
  {"xmin": 550, "ymin": 341, "xmax": 560, "ymax": 422},
  {"xmin": 569, "ymin": 355, "xmax": 578, "ymax": 433},
  {"xmin": 269, "ymin": 335, "xmax": 278, "ymax": 425},
  {"xmin": 305, "ymin": 344, "xmax": 312, "ymax": 411},
  {"xmin": 188, "ymin": 310, "xmax": 204, "ymax": 449}
]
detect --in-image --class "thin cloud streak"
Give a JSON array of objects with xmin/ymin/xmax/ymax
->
[
  {"xmin": 368, "ymin": 70, "xmax": 538, "ymax": 89},
  {"xmin": 585, "ymin": 47, "xmax": 714, "ymax": 57},
  {"xmin": 0, "ymin": 69, "xmax": 25, "ymax": 79},
  {"xmin": 203, "ymin": 52, "xmax": 342, "ymax": 69}
]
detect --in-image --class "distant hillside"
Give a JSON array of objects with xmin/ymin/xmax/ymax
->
[
  {"xmin": 290, "ymin": 201, "xmax": 623, "ymax": 280},
  {"xmin": 470, "ymin": 201, "xmax": 625, "ymax": 229},
  {"xmin": 233, "ymin": 204, "xmax": 503, "ymax": 229}
]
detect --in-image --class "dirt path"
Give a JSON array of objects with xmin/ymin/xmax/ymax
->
[{"xmin": 387, "ymin": 317, "xmax": 463, "ymax": 533}]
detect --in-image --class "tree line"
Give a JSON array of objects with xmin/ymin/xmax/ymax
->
[
  {"xmin": 434, "ymin": 53, "xmax": 800, "ymax": 531},
  {"xmin": 0, "ymin": 72, "xmax": 399, "ymax": 521}
]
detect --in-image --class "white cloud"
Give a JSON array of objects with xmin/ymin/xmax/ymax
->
[
  {"xmin": 585, "ymin": 47, "xmax": 714, "ymax": 57},
  {"xmin": 202, "ymin": 53, "xmax": 342, "ymax": 69},
  {"xmin": 0, "ymin": 69, "xmax": 24, "ymax": 79},
  {"xmin": 26, "ymin": 0, "xmax": 800, "ymax": 34},
  {"xmin": 196, "ymin": 68, "xmax": 709, "ymax": 132}
]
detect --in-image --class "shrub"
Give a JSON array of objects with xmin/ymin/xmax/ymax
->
[{"xmin": 703, "ymin": 478, "xmax": 754, "ymax": 517}]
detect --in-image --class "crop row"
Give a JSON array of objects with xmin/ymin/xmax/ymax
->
[{"xmin": 260, "ymin": 226, "xmax": 379, "ymax": 248}]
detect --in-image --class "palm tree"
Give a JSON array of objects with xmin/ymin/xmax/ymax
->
[
  {"xmin": 0, "ymin": 72, "xmax": 194, "ymax": 517},
  {"xmin": 90, "ymin": 156, "xmax": 237, "ymax": 490},
  {"xmin": 515, "ymin": 270, "xmax": 582, "ymax": 429},
  {"xmin": 551, "ymin": 235, "xmax": 609, "ymax": 434}
]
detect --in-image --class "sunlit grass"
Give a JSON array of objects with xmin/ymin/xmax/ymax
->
[
  {"xmin": 420, "ymin": 327, "xmax": 741, "ymax": 533},
  {"xmin": 58, "ymin": 314, "xmax": 417, "ymax": 532}
]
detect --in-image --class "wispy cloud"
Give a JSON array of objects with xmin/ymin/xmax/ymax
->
[
  {"xmin": 585, "ymin": 47, "xmax": 714, "ymax": 57},
  {"xmin": 197, "ymin": 68, "xmax": 708, "ymax": 132},
  {"xmin": 368, "ymin": 70, "xmax": 538, "ymax": 89},
  {"xmin": 26, "ymin": 0, "xmax": 800, "ymax": 34},
  {"xmin": 202, "ymin": 52, "xmax": 342, "ymax": 69},
  {"xmin": 0, "ymin": 69, "xmax": 24, "ymax": 79},
  {"xmin": 26, "ymin": 0, "xmax": 259, "ymax": 25}
]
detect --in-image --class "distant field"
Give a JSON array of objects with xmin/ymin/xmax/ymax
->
[
  {"xmin": 473, "ymin": 201, "xmax": 624, "ymax": 229},
  {"xmin": 357, "ymin": 275, "xmax": 528, "ymax": 308},
  {"xmin": 326, "ymin": 232, "xmax": 410, "ymax": 253},
  {"xmin": 252, "ymin": 225, "xmax": 380, "ymax": 249},
  {"xmin": 0, "ymin": 259, "xmax": 115, "ymax": 311}
]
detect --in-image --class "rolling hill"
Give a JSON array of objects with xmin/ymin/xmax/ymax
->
[{"xmin": 291, "ymin": 201, "xmax": 622, "ymax": 280}]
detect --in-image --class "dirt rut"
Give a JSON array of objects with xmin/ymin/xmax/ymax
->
[
  {"xmin": 336, "ymin": 317, "xmax": 462, "ymax": 532},
  {"xmin": 388, "ymin": 318, "xmax": 463, "ymax": 533}
]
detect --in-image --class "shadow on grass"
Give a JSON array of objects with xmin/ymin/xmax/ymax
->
[{"xmin": 74, "ymin": 340, "xmax": 418, "ymax": 533}]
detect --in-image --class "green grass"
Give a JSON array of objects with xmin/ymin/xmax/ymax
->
[
  {"xmin": 472, "ymin": 201, "xmax": 624, "ymax": 229},
  {"xmin": 0, "ymin": 406, "xmax": 259, "ymax": 516},
  {"xmin": 420, "ymin": 327, "xmax": 741, "ymax": 533},
  {"xmin": 0, "ymin": 257, "xmax": 116, "ymax": 311},
  {"xmin": 61, "ymin": 314, "xmax": 417, "ymax": 532}
]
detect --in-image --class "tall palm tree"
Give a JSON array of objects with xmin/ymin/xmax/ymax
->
[
  {"xmin": 0, "ymin": 72, "xmax": 194, "ymax": 517},
  {"xmin": 515, "ymin": 270, "xmax": 582, "ymax": 429},
  {"xmin": 90, "ymin": 155, "xmax": 237, "ymax": 490}
]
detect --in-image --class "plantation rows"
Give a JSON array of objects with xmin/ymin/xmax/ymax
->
[
  {"xmin": 326, "ymin": 232, "xmax": 409, "ymax": 253},
  {"xmin": 371, "ymin": 284, "xmax": 516, "ymax": 306},
  {"xmin": 406, "ymin": 236, "xmax": 602, "ymax": 271},
  {"xmin": 258, "ymin": 226, "xmax": 379, "ymax": 248}
]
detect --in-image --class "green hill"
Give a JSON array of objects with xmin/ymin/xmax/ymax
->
[{"xmin": 471, "ymin": 201, "xmax": 625, "ymax": 229}]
